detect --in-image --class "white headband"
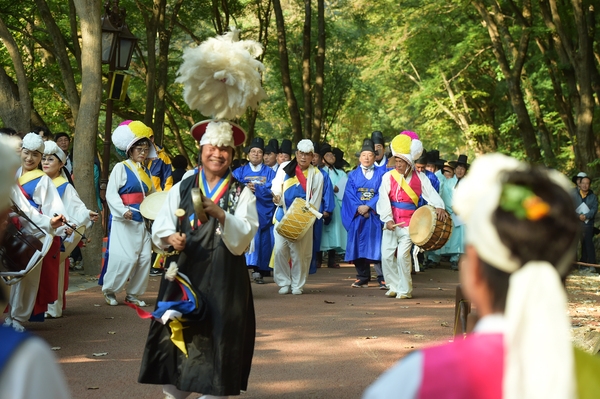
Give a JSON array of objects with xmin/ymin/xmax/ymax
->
[{"xmin": 43, "ymin": 141, "xmax": 67, "ymax": 164}]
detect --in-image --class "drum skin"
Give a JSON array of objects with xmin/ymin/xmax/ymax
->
[
  {"xmin": 409, "ymin": 205, "xmax": 453, "ymax": 251},
  {"xmin": 140, "ymin": 191, "xmax": 170, "ymax": 254},
  {"xmin": 275, "ymin": 198, "xmax": 317, "ymax": 242}
]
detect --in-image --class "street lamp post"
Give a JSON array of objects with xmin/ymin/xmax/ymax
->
[{"xmin": 100, "ymin": 0, "xmax": 138, "ymax": 234}]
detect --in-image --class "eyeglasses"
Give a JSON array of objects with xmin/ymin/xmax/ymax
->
[{"xmin": 132, "ymin": 146, "xmax": 149, "ymax": 154}]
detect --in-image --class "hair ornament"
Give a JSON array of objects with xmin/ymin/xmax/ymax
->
[{"xmin": 500, "ymin": 183, "xmax": 550, "ymax": 221}]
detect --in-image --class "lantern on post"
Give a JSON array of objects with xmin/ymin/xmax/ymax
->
[{"xmin": 100, "ymin": 0, "xmax": 139, "ymax": 235}]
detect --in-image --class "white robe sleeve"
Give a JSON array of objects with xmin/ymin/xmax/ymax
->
[
  {"xmin": 418, "ymin": 171, "xmax": 445, "ymax": 209},
  {"xmin": 221, "ymin": 186, "xmax": 259, "ymax": 256},
  {"xmin": 34, "ymin": 175, "xmax": 66, "ymax": 218},
  {"xmin": 271, "ymin": 162, "xmax": 289, "ymax": 205},
  {"xmin": 62, "ymin": 185, "xmax": 92, "ymax": 228},
  {"xmin": 9, "ymin": 185, "xmax": 54, "ymax": 237},
  {"xmin": 376, "ymin": 172, "xmax": 394, "ymax": 224},
  {"xmin": 307, "ymin": 167, "xmax": 324, "ymax": 210},
  {"xmin": 151, "ymin": 182, "xmax": 259, "ymax": 256},
  {"xmin": 151, "ymin": 182, "xmax": 182, "ymax": 250},
  {"xmin": 106, "ymin": 163, "xmax": 129, "ymax": 220}
]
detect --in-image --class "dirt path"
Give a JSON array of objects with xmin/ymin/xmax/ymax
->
[{"xmin": 26, "ymin": 263, "xmax": 600, "ymax": 399}]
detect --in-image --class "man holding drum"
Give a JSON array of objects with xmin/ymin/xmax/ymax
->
[
  {"xmin": 272, "ymin": 139, "xmax": 324, "ymax": 295},
  {"xmin": 376, "ymin": 131, "xmax": 446, "ymax": 299}
]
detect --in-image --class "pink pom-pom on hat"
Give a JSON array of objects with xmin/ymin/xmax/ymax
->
[{"xmin": 112, "ymin": 120, "xmax": 157, "ymax": 158}]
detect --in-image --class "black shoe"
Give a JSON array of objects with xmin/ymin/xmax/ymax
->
[{"xmin": 149, "ymin": 268, "xmax": 162, "ymax": 276}]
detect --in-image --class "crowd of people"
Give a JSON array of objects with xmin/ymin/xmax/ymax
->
[{"xmin": 1, "ymin": 27, "xmax": 598, "ymax": 399}]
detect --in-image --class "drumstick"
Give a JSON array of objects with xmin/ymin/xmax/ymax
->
[
  {"xmin": 53, "ymin": 213, "xmax": 84, "ymax": 237},
  {"xmin": 175, "ymin": 208, "xmax": 186, "ymax": 236},
  {"xmin": 383, "ymin": 222, "xmax": 405, "ymax": 230}
]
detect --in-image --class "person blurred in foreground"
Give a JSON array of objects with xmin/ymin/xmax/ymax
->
[
  {"xmin": 0, "ymin": 134, "xmax": 71, "ymax": 398},
  {"xmin": 364, "ymin": 153, "xmax": 600, "ymax": 399}
]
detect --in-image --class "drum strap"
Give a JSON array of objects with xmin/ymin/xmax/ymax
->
[{"xmin": 391, "ymin": 170, "xmax": 419, "ymax": 207}]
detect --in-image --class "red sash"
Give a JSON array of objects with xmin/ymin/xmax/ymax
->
[
  {"xmin": 295, "ymin": 165, "xmax": 307, "ymax": 193},
  {"xmin": 120, "ymin": 192, "xmax": 144, "ymax": 205}
]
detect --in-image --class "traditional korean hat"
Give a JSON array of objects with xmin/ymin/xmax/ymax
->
[
  {"xmin": 319, "ymin": 142, "xmax": 333, "ymax": 157},
  {"xmin": 264, "ymin": 139, "xmax": 279, "ymax": 154},
  {"xmin": 244, "ymin": 137, "xmax": 265, "ymax": 154},
  {"xmin": 176, "ymin": 28, "xmax": 266, "ymax": 148},
  {"xmin": 279, "ymin": 139, "xmax": 293, "ymax": 156},
  {"xmin": 112, "ymin": 120, "xmax": 157, "ymax": 159},
  {"xmin": 21, "ymin": 132, "xmax": 45, "ymax": 153},
  {"xmin": 360, "ymin": 138, "xmax": 376, "ymax": 154},
  {"xmin": 371, "ymin": 130, "xmax": 385, "ymax": 145},
  {"xmin": 43, "ymin": 141, "xmax": 67, "ymax": 164},
  {"xmin": 389, "ymin": 130, "xmax": 423, "ymax": 166},
  {"xmin": 333, "ymin": 147, "xmax": 350, "ymax": 169},
  {"xmin": 449, "ymin": 154, "xmax": 470, "ymax": 169}
]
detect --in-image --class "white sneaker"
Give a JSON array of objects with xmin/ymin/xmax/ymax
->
[
  {"xmin": 385, "ymin": 290, "xmax": 397, "ymax": 297},
  {"xmin": 125, "ymin": 295, "xmax": 147, "ymax": 307},
  {"xmin": 398, "ymin": 294, "xmax": 412, "ymax": 299},
  {"xmin": 104, "ymin": 292, "xmax": 118, "ymax": 306},
  {"xmin": 278, "ymin": 286, "xmax": 290, "ymax": 295},
  {"xmin": 292, "ymin": 289, "xmax": 303, "ymax": 295},
  {"xmin": 2, "ymin": 317, "xmax": 25, "ymax": 332}
]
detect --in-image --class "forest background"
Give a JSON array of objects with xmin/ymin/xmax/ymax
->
[{"xmin": 1, "ymin": 0, "xmax": 599, "ymax": 273}]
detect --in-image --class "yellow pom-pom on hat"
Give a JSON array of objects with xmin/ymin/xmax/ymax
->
[
  {"xmin": 390, "ymin": 130, "xmax": 423, "ymax": 165},
  {"xmin": 112, "ymin": 120, "xmax": 157, "ymax": 158}
]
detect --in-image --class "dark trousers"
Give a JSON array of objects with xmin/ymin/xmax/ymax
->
[
  {"xmin": 354, "ymin": 258, "xmax": 371, "ymax": 283},
  {"xmin": 580, "ymin": 223, "xmax": 597, "ymax": 264}
]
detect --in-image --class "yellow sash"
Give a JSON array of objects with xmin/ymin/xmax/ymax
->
[
  {"xmin": 391, "ymin": 170, "xmax": 419, "ymax": 207},
  {"xmin": 282, "ymin": 169, "xmax": 308, "ymax": 194},
  {"xmin": 124, "ymin": 161, "xmax": 152, "ymax": 192},
  {"xmin": 18, "ymin": 169, "xmax": 45, "ymax": 186},
  {"xmin": 52, "ymin": 176, "xmax": 68, "ymax": 189}
]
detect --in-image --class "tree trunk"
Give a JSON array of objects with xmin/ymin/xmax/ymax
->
[
  {"xmin": 541, "ymin": 0, "xmax": 598, "ymax": 172},
  {"xmin": 273, "ymin": 0, "xmax": 303, "ymax": 144},
  {"xmin": 137, "ymin": 0, "xmax": 159, "ymax": 133},
  {"xmin": 302, "ymin": 0, "xmax": 312, "ymax": 140},
  {"xmin": 472, "ymin": 0, "xmax": 542, "ymax": 162},
  {"xmin": 35, "ymin": 0, "xmax": 81, "ymax": 123},
  {"xmin": 72, "ymin": 0, "xmax": 103, "ymax": 276},
  {"xmin": 312, "ymin": 0, "xmax": 325, "ymax": 143},
  {"xmin": 0, "ymin": 16, "xmax": 32, "ymax": 133}
]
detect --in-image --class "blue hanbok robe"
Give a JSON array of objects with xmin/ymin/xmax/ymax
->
[
  {"xmin": 233, "ymin": 163, "xmax": 276, "ymax": 272},
  {"xmin": 342, "ymin": 166, "xmax": 385, "ymax": 262},
  {"xmin": 439, "ymin": 175, "xmax": 464, "ymax": 257},
  {"xmin": 417, "ymin": 170, "xmax": 440, "ymax": 206},
  {"xmin": 309, "ymin": 169, "xmax": 334, "ymax": 274},
  {"xmin": 320, "ymin": 166, "xmax": 347, "ymax": 253}
]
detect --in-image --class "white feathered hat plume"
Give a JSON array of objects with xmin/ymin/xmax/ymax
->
[{"xmin": 176, "ymin": 28, "xmax": 266, "ymax": 120}]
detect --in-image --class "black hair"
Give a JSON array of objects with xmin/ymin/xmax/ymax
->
[
  {"xmin": 480, "ymin": 167, "xmax": 579, "ymax": 312},
  {"xmin": 172, "ymin": 154, "xmax": 188, "ymax": 169},
  {"xmin": 127, "ymin": 138, "xmax": 152, "ymax": 158}
]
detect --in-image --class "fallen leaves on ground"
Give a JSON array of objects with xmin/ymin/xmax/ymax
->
[{"xmin": 566, "ymin": 271, "xmax": 600, "ymax": 354}]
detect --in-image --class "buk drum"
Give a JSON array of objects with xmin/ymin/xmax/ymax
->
[
  {"xmin": 275, "ymin": 198, "xmax": 318, "ymax": 242},
  {"xmin": 409, "ymin": 205, "xmax": 453, "ymax": 251},
  {"xmin": 60, "ymin": 225, "xmax": 86, "ymax": 264},
  {"xmin": 1, "ymin": 224, "xmax": 54, "ymax": 285},
  {"xmin": 140, "ymin": 191, "xmax": 169, "ymax": 254}
]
